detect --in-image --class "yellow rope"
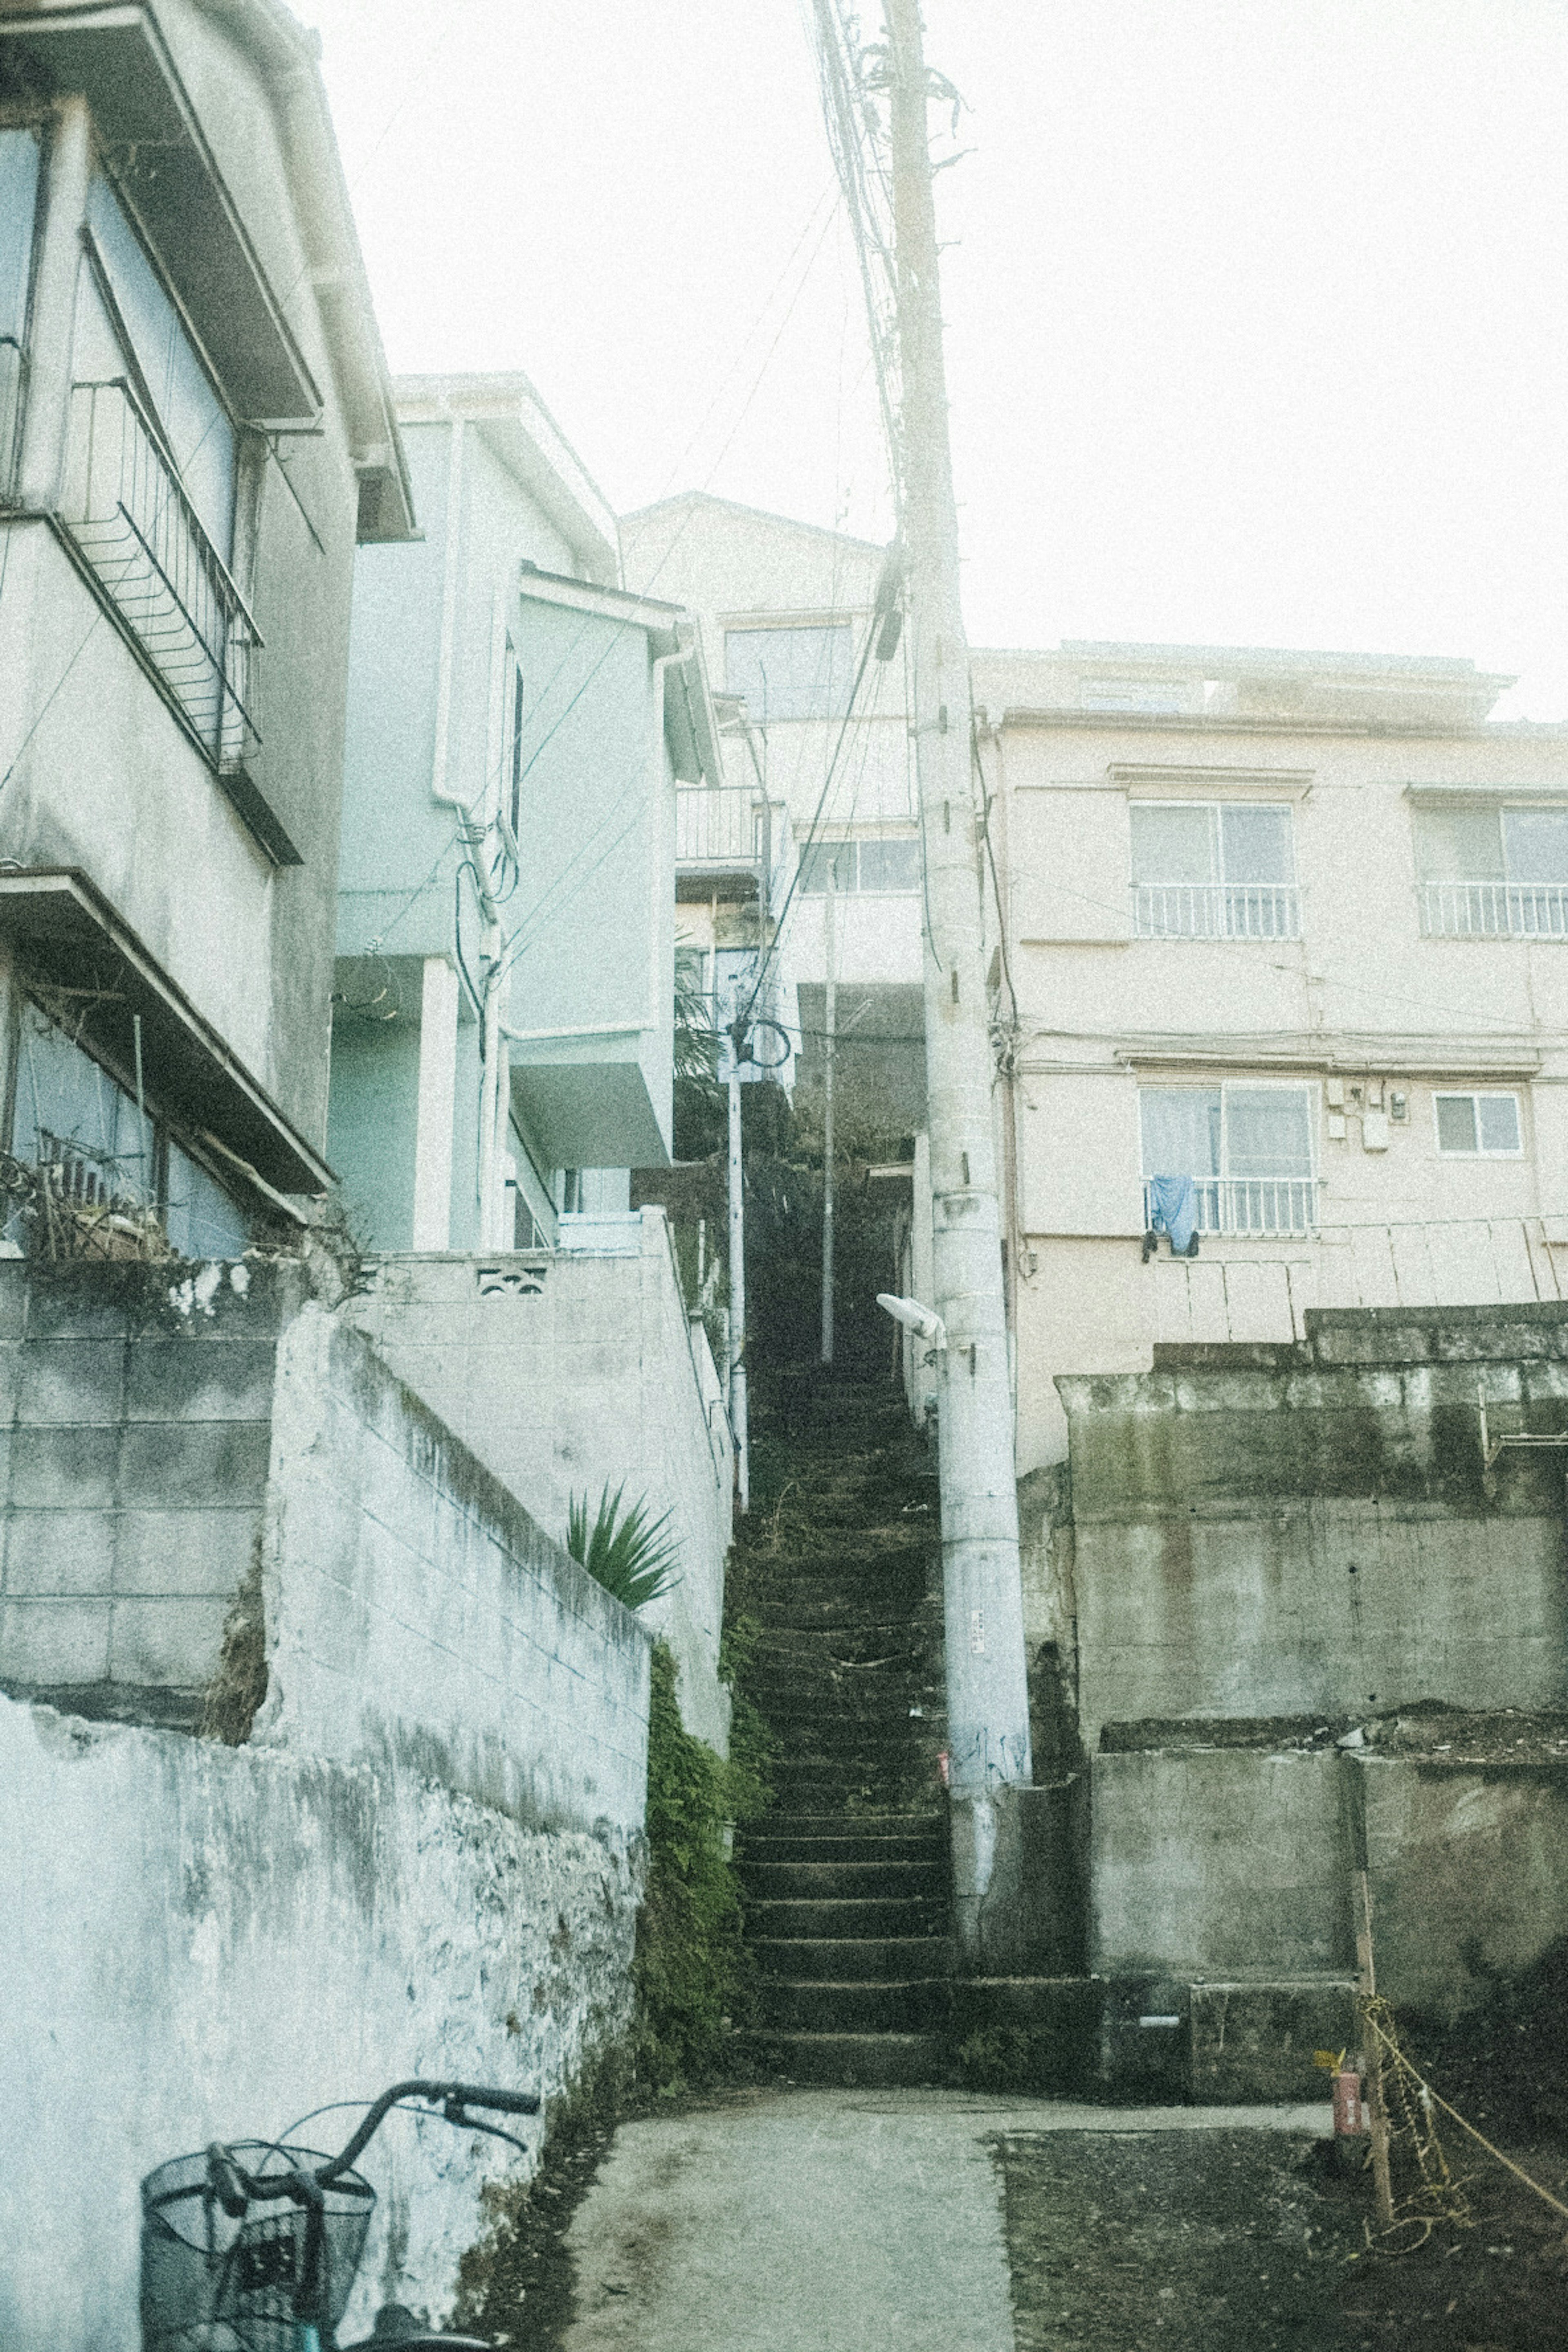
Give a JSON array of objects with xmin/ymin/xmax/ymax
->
[{"xmin": 1363, "ymin": 2002, "xmax": 1568, "ymax": 2227}]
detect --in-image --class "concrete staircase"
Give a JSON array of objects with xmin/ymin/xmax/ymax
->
[{"xmin": 735, "ymin": 1381, "xmax": 951, "ymax": 2085}]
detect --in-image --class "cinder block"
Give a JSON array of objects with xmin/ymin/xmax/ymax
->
[
  {"xmin": 114, "ymin": 1509, "xmax": 258, "ymax": 1597},
  {"xmin": 108, "ymin": 1595, "xmax": 228, "ymax": 1685},
  {"xmin": 123, "ymin": 1340, "xmax": 278, "ymax": 1423},
  {"xmin": 3, "ymin": 1509, "xmax": 117, "ymax": 1595},
  {"xmin": 17, "ymin": 1339, "xmax": 126, "ymax": 1426},
  {"xmin": 10, "ymin": 1423, "xmax": 117, "ymax": 1508},
  {"xmin": 0, "ymin": 1263, "xmax": 27, "ymax": 1338},
  {"xmin": 21, "ymin": 1281, "xmax": 128, "ymax": 1341},
  {"xmin": 0, "ymin": 1339, "xmax": 21, "ymax": 1422},
  {"xmin": 118, "ymin": 1420, "xmax": 272, "ymax": 1507},
  {"xmin": 0, "ymin": 1595, "xmax": 111, "ymax": 1683}
]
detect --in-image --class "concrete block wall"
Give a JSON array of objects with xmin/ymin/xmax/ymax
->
[
  {"xmin": 345, "ymin": 1209, "xmax": 734, "ymax": 1752},
  {"xmin": 1057, "ymin": 1303, "xmax": 1568, "ymax": 1746},
  {"xmin": 0, "ymin": 1694, "xmax": 640, "ymax": 2352},
  {"xmin": 0, "ymin": 1259, "xmax": 304, "ymax": 1726},
  {"xmin": 259, "ymin": 1307, "xmax": 651, "ymax": 1840}
]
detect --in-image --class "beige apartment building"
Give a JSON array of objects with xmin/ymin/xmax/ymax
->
[{"xmin": 976, "ymin": 641, "xmax": 1568, "ymax": 1472}]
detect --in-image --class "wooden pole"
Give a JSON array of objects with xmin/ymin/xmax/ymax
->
[{"xmin": 1356, "ymin": 1868, "xmax": 1396, "ymax": 2230}]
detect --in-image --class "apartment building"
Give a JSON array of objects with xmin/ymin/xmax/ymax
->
[
  {"xmin": 330, "ymin": 375, "xmax": 719, "ymax": 1252},
  {"xmin": 621, "ymin": 492, "xmax": 922, "ymax": 1136},
  {"xmin": 0, "ymin": 0, "xmax": 411, "ymax": 1256},
  {"xmin": 976, "ymin": 641, "xmax": 1568, "ymax": 1470}
]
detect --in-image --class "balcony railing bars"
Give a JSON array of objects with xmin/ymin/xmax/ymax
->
[
  {"xmin": 675, "ymin": 785, "xmax": 770, "ymax": 869},
  {"xmin": 58, "ymin": 379, "xmax": 261, "ymax": 770},
  {"xmin": 1144, "ymin": 1178, "xmax": 1318, "ymax": 1237},
  {"xmin": 1419, "ymin": 881, "xmax": 1568, "ymax": 939},
  {"xmin": 1132, "ymin": 882, "xmax": 1302, "ymax": 939}
]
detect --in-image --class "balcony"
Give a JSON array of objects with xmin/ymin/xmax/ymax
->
[
  {"xmin": 1145, "ymin": 1178, "xmax": 1318, "ymax": 1237},
  {"xmin": 675, "ymin": 786, "xmax": 775, "ymax": 898},
  {"xmin": 57, "ymin": 379, "xmax": 261, "ymax": 771},
  {"xmin": 1132, "ymin": 882, "xmax": 1302, "ymax": 939},
  {"xmin": 1418, "ymin": 882, "xmax": 1568, "ymax": 939}
]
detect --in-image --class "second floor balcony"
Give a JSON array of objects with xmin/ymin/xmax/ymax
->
[
  {"xmin": 1419, "ymin": 881, "xmax": 1568, "ymax": 939},
  {"xmin": 1132, "ymin": 882, "xmax": 1303, "ymax": 939},
  {"xmin": 1145, "ymin": 1176, "xmax": 1318, "ymax": 1236},
  {"xmin": 58, "ymin": 378, "xmax": 261, "ymax": 775},
  {"xmin": 675, "ymin": 786, "xmax": 780, "ymax": 900}
]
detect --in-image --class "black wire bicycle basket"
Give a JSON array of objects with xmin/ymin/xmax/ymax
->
[{"xmin": 140, "ymin": 2144, "xmax": 376, "ymax": 2352}]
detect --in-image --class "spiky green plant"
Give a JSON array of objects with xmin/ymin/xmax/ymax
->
[{"xmin": 566, "ymin": 1483, "xmax": 681, "ymax": 1611}]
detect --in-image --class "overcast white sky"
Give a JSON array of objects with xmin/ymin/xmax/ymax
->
[{"xmin": 297, "ymin": 1, "xmax": 1568, "ymax": 717}]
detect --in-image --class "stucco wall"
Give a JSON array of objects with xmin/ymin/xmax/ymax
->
[
  {"xmin": 259, "ymin": 1304, "xmax": 652, "ymax": 1837},
  {"xmin": 345, "ymin": 1215, "xmax": 733, "ymax": 1751},
  {"xmin": 0, "ymin": 1261, "xmax": 653, "ymax": 1837},
  {"xmin": 0, "ymin": 1695, "xmax": 639, "ymax": 2352}
]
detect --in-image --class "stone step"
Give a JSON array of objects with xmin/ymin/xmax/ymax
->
[
  {"xmin": 738, "ymin": 2031, "xmax": 947, "ymax": 2087},
  {"xmin": 740, "ymin": 1858, "xmax": 948, "ymax": 1901},
  {"xmin": 752, "ymin": 1627, "xmax": 929, "ymax": 1664},
  {"xmin": 744, "ymin": 1831, "xmax": 943, "ymax": 1864},
  {"xmin": 747, "ymin": 1895, "xmax": 946, "ymax": 1939},
  {"xmin": 753, "ymin": 1977, "xmax": 950, "ymax": 2034},
  {"xmin": 761, "ymin": 1811, "xmax": 943, "ymax": 1838},
  {"xmin": 763, "ymin": 1783, "xmax": 931, "ymax": 1815},
  {"xmin": 753, "ymin": 1935, "xmax": 951, "ymax": 1983}
]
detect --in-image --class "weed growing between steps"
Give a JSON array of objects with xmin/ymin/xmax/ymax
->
[{"xmin": 633, "ymin": 1639, "xmax": 773, "ymax": 2093}]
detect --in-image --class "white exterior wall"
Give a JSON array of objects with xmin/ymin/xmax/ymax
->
[
  {"xmin": 992, "ymin": 679, "xmax": 1568, "ymax": 1470},
  {"xmin": 343, "ymin": 1211, "xmax": 734, "ymax": 1753},
  {"xmin": 0, "ymin": 1696, "xmax": 639, "ymax": 2352}
]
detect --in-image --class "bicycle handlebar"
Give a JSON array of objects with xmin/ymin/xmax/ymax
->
[{"xmin": 222, "ymin": 2080, "xmax": 541, "ymax": 2203}]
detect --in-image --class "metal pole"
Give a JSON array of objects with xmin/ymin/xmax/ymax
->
[
  {"xmin": 883, "ymin": 0, "xmax": 1034, "ymax": 1946},
  {"xmin": 727, "ymin": 1042, "xmax": 750, "ymax": 1512},
  {"xmin": 821, "ymin": 860, "xmax": 837, "ymax": 1365}
]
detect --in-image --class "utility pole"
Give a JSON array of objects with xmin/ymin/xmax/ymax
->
[
  {"xmin": 882, "ymin": 0, "xmax": 1035, "ymax": 1945},
  {"xmin": 820, "ymin": 858, "xmax": 837, "ymax": 1365},
  {"xmin": 727, "ymin": 1017, "xmax": 750, "ymax": 1512}
]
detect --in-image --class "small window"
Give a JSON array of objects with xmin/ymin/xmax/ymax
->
[
  {"xmin": 726, "ymin": 625, "xmax": 854, "ymax": 721},
  {"xmin": 1434, "ymin": 1091, "xmax": 1522, "ymax": 1156},
  {"xmin": 797, "ymin": 835, "xmax": 920, "ymax": 896}
]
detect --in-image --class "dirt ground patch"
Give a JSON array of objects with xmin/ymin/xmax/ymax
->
[{"xmin": 995, "ymin": 2127, "xmax": 1568, "ymax": 2352}]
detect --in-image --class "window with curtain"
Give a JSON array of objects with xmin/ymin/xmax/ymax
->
[
  {"xmin": 1139, "ymin": 1083, "xmax": 1316, "ymax": 1233},
  {"xmin": 1129, "ymin": 802, "xmax": 1298, "ymax": 937},
  {"xmin": 1414, "ymin": 803, "xmax": 1568, "ymax": 936}
]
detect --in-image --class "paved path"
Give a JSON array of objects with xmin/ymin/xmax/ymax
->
[{"xmin": 559, "ymin": 2088, "xmax": 1330, "ymax": 2352}]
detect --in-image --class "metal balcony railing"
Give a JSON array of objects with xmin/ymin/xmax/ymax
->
[
  {"xmin": 1145, "ymin": 1178, "xmax": 1318, "ymax": 1236},
  {"xmin": 58, "ymin": 379, "xmax": 261, "ymax": 770},
  {"xmin": 1418, "ymin": 881, "xmax": 1568, "ymax": 939},
  {"xmin": 1132, "ymin": 882, "xmax": 1302, "ymax": 939},
  {"xmin": 675, "ymin": 786, "xmax": 770, "ymax": 870}
]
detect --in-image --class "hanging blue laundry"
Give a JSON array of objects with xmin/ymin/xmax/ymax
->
[{"xmin": 1147, "ymin": 1173, "xmax": 1198, "ymax": 1256}]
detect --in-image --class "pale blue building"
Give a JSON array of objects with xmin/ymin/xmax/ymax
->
[{"xmin": 330, "ymin": 374, "xmax": 719, "ymax": 1250}]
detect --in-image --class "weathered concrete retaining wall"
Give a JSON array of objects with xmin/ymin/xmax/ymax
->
[
  {"xmin": 345, "ymin": 1212, "xmax": 733, "ymax": 1751},
  {"xmin": 1089, "ymin": 1742, "xmax": 1568, "ymax": 2017},
  {"xmin": 0, "ymin": 1695, "xmax": 639, "ymax": 2352},
  {"xmin": 259, "ymin": 1305, "xmax": 651, "ymax": 1837},
  {"xmin": 1058, "ymin": 1305, "xmax": 1568, "ymax": 1748}
]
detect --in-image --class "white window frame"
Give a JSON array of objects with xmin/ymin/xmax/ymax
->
[
  {"xmin": 1431, "ymin": 1090, "xmax": 1524, "ymax": 1158},
  {"xmin": 795, "ymin": 831, "xmax": 921, "ymax": 898},
  {"xmin": 1129, "ymin": 800, "xmax": 1301, "ymax": 940},
  {"xmin": 1138, "ymin": 1077, "xmax": 1319, "ymax": 1235}
]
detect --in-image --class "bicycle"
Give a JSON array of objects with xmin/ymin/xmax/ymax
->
[{"xmin": 140, "ymin": 2078, "xmax": 541, "ymax": 2352}]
